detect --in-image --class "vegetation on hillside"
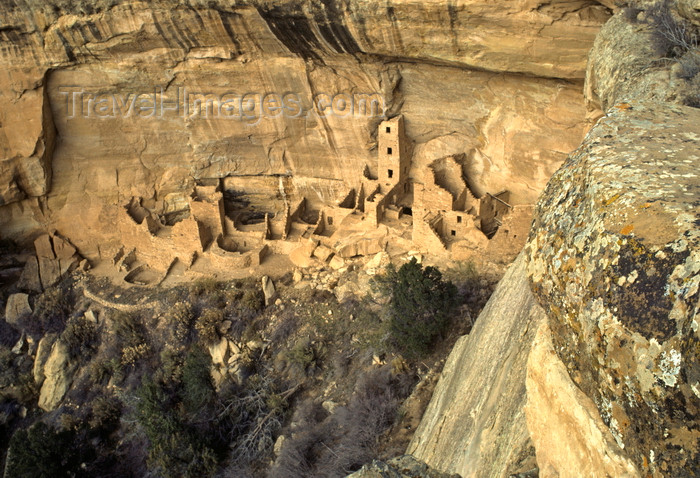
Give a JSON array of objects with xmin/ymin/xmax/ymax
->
[{"xmin": 0, "ymin": 258, "xmax": 492, "ymax": 477}]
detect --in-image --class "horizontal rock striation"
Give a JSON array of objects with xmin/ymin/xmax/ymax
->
[{"xmin": 0, "ymin": 0, "xmax": 609, "ymax": 258}]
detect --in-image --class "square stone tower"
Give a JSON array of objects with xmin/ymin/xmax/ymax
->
[{"xmin": 378, "ymin": 115, "xmax": 410, "ymax": 189}]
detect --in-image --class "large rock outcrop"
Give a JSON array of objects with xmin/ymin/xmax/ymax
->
[
  {"xmin": 38, "ymin": 338, "xmax": 77, "ymax": 411},
  {"xmin": 523, "ymin": 5, "xmax": 700, "ymax": 474},
  {"xmin": 526, "ymin": 100, "xmax": 700, "ymax": 477},
  {"xmin": 408, "ymin": 253, "xmax": 545, "ymax": 477},
  {"xmin": 0, "ymin": 0, "xmax": 610, "ymax": 259},
  {"xmin": 409, "ymin": 5, "xmax": 699, "ymax": 477},
  {"xmin": 585, "ymin": 3, "xmax": 700, "ymax": 111},
  {"xmin": 525, "ymin": 320, "xmax": 640, "ymax": 477}
]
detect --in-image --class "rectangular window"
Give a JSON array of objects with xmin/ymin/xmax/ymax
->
[
  {"xmin": 327, "ymin": 216, "xmax": 333, "ymax": 225},
  {"xmin": 387, "ymin": 147, "xmax": 392, "ymax": 155},
  {"xmin": 451, "ymin": 230, "xmax": 456, "ymax": 236},
  {"xmin": 457, "ymin": 216, "xmax": 462, "ymax": 223},
  {"xmin": 386, "ymin": 126, "xmax": 391, "ymax": 133},
  {"xmin": 388, "ymin": 169, "xmax": 393, "ymax": 178}
]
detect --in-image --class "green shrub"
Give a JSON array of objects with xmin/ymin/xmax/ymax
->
[
  {"xmin": 0, "ymin": 347, "xmax": 16, "ymax": 387},
  {"xmin": 121, "ymin": 343, "xmax": 151, "ymax": 367},
  {"xmin": 0, "ymin": 349, "xmax": 38, "ymax": 405},
  {"xmin": 32, "ymin": 287, "xmax": 71, "ymax": 334},
  {"xmin": 88, "ymin": 395, "xmax": 122, "ymax": 432},
  {"xmin": 87, "ymin": 359, "xmax": 110, "ymax": 385},
  {"xmin": 111, "ymin": 311, "xmax": 147, "ymax": 349},
  {"xmin": 225, "ymin": 374, "xmax": 286, "ymax": 467},
  {"xmin": 110, "ymin": 312, "xmax": 151, "ymax": 372},
  {"xmin": 88, "ymin": 357, "xmax": 122, "ymax": 386},
  {"xmin": 135, "ymin": 378, "xmax": 217, "ymax": 478},
  {"xmin": 240, "ymin": 288, "xmax": 264, "ymax": 313},
  {"xmin": 195, "ymin": 309, "xmax": 225, "ymax": 345},
  {"xmin": 156, "ymin": 347, "xmax": 186, "ymax": 384},
  {"xmin": 167, "ymin": 302, "xmax": 195, "ymax": 344},
  {"xmin": 5, "ymin": 422, "xmax": 83, "ymax": 478},
  {"xmin": 286, "ymin": 338, "xmax": 325, "ymax": 375},
  {"xmin": 646, "ymin": 1, "xmax": 699, "ymax": 59},
  {"xmin": 270, "ymin": 366, "xmax": 413, "ymax": 477},
  {"xmin": 181, "ymin": 345, "xmax": 215, "ymax": 415},
  {"xmin": 190, "ymin": 277, "xmax": 220, "ymax": 297},
  {"xmin": 61, "ymin": 315, "xmax": 99, "ymax": 360},
  {"xmin": 376, "ymin": 258, "xmax": 458, "ymax": 357},
  {"xmin": 0, "ymin": 319, "xmax": 20, "ymax": 347}
]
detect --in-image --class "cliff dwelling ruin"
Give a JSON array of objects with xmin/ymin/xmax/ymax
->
[{"xmin": 113, "ymin": 115, "xmax": 530, "ymax": 284}]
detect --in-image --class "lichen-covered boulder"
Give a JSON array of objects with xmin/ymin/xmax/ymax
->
[{"xmin": 526, "ymin": 101, "xmax": 699, "ymax": 477}]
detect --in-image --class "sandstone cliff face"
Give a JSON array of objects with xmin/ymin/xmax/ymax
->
[
  {"xmin": 408, "ymin": 253, "xmax": 544, "ymax": 477},
  {"xmin": 0, "ymin": 81, "xmax": 55, "ymax": 205},
  {"xmin": 0, "ymin": 0, "xmax": 610, "ymax": 259}
]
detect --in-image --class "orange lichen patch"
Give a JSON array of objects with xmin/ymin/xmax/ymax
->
[
  {"xmin": 604, "ymin": 193, "xmax": 621, "ymax": 206},
  {"xmin": 641, "ymin": 202, "xmax": 652, "ymax": 209},
  {"xmin": 615, "ymin": 103, "xmax": 633, "ymax": 110},
  {"xmin": 620, "ymin": 224, "xmax": 634, "ymax": 235}
]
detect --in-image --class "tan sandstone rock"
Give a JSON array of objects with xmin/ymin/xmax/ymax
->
[
  {"xmin": 38, "ymin": 339, "xmax": 77, "ymax": 411},
  {"xmin": 0, "ymin": 0, "xmax": 604, "ymax": 263},
  {"xmin": 346, "ymin": 455, "xmax": 461, "ymax": 478},
  {"xmin": 33, "ymin": 333, "xmax": 58, "ymax": 386},
  {"xmin": 408, "ymin": 253, "xmax": 544, "ymax": 477},
  {"xmin": 4, "ymin": 293, "xmax": 32, "ymax": 326},
  {"xmin": 525, "ymin": 320, "xmax": 640, "ymax": 478}
]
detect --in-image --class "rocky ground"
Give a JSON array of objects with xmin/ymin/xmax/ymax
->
[{"xmin": 0, "ymin": 237, "xmax": 501, "ymax": 477}]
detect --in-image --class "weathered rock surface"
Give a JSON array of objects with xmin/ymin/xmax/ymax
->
[
  {"xmin": 4, "ymin": 293, "xmax": 32, "ymax": 326},
  {"xmin": 0, "ymin": 0, "xmax": 607, "ymax": 259},
  {"xmin": 525, "ymin": 320, "xmax": 640, "ymax": 478},
  {"xmin": 0, "ymin": 0, "xmax": 608, "ymax": 79},
  {"xmin": 208, "ymin": 336, "xmax": 230, "ymax": 367},
  {"xmin": 346, "ymin": 455, "xmax": 461, "ymax": 478},
  {"xmin": 33, "ymin": 333, "xmax": 58, "ymax": 386},
  {"xmin": 261, "ymin": 275, "xmax": 276, "ymax": 306},
  {"xmin": 585, "ymin": 7, "xmax": 700, "ymax": 112},
  {"xmin": 0, "ymin": 82, "xmax": 55, "ymax": 205},
  {"xmin": 408, "ymin": 253, "xmax": 544, "ymax": 477},
  {"xmin": 526, "ymin": 101, "xmax": 700, "ymax": 476},
  {"xmin": 38, "ymin": 338, "xmax": 77, "ymax": 411},
  {"xmin": 17, "ymin": 233, "xmax": 82, "ymax": 291}
]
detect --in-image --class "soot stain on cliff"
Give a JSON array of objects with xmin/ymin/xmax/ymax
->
[
  {"xmin": 54, "ymin": 31, "xmax": 76, "ymax": 62},
  {"xmin": 217, "ymin": 11, "xmax": 243, "ymax": 56},
  {"xmin": 257, "ymin": 6, "xmax": 322, "ymax": 60},
  {"xmin": 151, "ymin": 13, "xmax": 187, "ymax": 51},
  {"xmin": 317, "ymin": 0, "xmax": 361, "ymax": 54}
]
